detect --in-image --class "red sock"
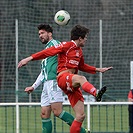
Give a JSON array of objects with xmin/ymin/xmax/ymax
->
[
  {"xmin": 70, "ymin": 120, "xmax": 82, "ymax": 133},
  {"xmin": 82, "ymin": 82, "xmax": 96, "ymax": 96}
]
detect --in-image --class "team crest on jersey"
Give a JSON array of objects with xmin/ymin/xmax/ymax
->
[{"xmin": 75, "ymin": 50, "xmax": 80, "ymax": 57}]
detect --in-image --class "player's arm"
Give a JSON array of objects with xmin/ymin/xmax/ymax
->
[
  {"xmin": 31, "ymin": 46, "xmax": 61, "ymax": 60},
  {"xmin": 25, "ymin": 72, "xmax": 43, "ymax": 94},
  {"xmin": 18, "ymin": 44, "xmax": 63, "ymax": 68},
  {"xmin": 78, "ymin": 56, "xmax": 96, "ymax": 74},
  {"xmin": 79, "ymin": 56, "xmax": 113, "ymax": 73},
  {"xmin": 32, "ymin": 71, "xmax": 43, "ymax": 90},
  {"xmin": 79, "ymin": 63, "xmax": 96, "ymax": 74},
  {"xmin": 18, "ymin": 56, "xmax": 33, "ymax": 68}
]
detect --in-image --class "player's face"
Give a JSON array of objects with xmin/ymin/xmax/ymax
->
[
  {"xmin": 79, "ymin": 35, "xmax": 88, "ymax": 47},
  {"xmin": 38, "ymin": 29, "xmax": 50, "ymax": 44}
]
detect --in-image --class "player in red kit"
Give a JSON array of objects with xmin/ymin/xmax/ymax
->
[
  {"xmin": 128, "ymin": 89, "xmax": 133, "ymax": 133},
  {"xmin": 18, "ymin": 25, "xmax": 113, "ymax": 133}
]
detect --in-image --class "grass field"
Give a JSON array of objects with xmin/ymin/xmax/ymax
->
[
  {"xmin": 0, "ymin": 104, "xmax": 129, "ymax": 133},
  {"xmin": 90, "ymin": 105, "xmax": 129, "ymax": 132}
]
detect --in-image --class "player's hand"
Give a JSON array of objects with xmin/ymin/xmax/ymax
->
[
  {"xmin": 96, "ymin": 66, "xmax": 113, "ymax": 73},
  {"xmin": 18, "ymin": 56, "xmax": 33, "ymax": 68},
  {"xmin": 24, "ymin": 86, "xmax": 34, "ymax": 94}
]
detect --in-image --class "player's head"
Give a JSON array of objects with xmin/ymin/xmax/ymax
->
[
  {"xmin": 71, "ymin": 25, "xmax": 89, "ymax": 47},
  {"xmin": 38, "ymin": 24, "xmax": 53, "ymax": 33},
  {"xmin": 71, "ymin": 25, "xmax": 89, "ymax": 40},
  {"xmin": 37, "ymin": 24, "xmax": 53, "ymax": 44}
]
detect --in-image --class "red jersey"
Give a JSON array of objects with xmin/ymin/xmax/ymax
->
[
  {"xmin": 32, "ymin": 40, "xmax": 96, "ymax": 74},
  {"xmin": 128, "ymin": 90, "xmax": 133, "ymax": 99}
]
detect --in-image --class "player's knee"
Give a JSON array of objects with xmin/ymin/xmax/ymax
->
[
  {"xmin": 40, "ymin": 112, "xmax": 50, "ymax": 119},
  {"xmin": 53, "ymin": 112, "xmax": 59, "ymax": 117},
  {"xmin": 76, "ymin": 113, "xmax": 85, "ymax": 122},
  {"xmin": 51, "ymin": 104, "xmax": 62, "ymax": 117},
  {"xmin": 78, "ymin": 75, "xmax": 87, "ymax": 82},
  {"xmin": 40, "ymin": 112, "xmax": 45, "ymax": 118},
  {"xmin": 52, "ymin": 109, "xmax": 62, "ymax": 117},
  {"xmin": 81, "ymin": 113, "xmax": 85, "ymax": 121},
  {"xmin": 40, "ymin": 113, "xmax": 44, "ymax": 118}
]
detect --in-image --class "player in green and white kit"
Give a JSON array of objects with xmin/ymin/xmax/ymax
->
[{"xmin": 24, "ymin": 24, "xmax": 89, "ymax": 133}]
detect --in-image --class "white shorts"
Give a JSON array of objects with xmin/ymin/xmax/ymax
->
[{"xmin": 41, "ymin": 80, "xmax": 63, "ymax": 106}]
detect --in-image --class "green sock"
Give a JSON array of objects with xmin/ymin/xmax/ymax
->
[
  {"xmin": 42, "ymin": 118, "xmax": 52, "ymax": 133},
  {"xmin": 58, "ymin": 110, "xmax": 74, "ymax": 126},
  {"xmin": 80, "ymin": 127, "xmax": 88, "ymax": 133},
  {"xmin": 58, "ymin": 111, "xmax": 87, "ymax": 133}
]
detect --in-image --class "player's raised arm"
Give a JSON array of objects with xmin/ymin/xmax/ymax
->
[
  {"xmin": 18, "ymin": 44, "xmax": 63, "ymax": 68},
  {"xmin": 18, "ymin": 56, "xmax": 33, "ymax": 68}
]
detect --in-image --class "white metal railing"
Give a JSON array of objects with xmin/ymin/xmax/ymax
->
[{"xmin": 0, "ymin": 102, "xmax": 132, "ymax": 133}]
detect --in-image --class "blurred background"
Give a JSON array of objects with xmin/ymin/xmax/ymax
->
[{"xmin": 0, "ymin": 0, "xmax": 132, "ymax": 102}]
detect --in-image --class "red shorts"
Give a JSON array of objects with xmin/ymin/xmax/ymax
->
[{"xmin": 57, "ymin": 72, "xmax": 84, "ymax": 107}]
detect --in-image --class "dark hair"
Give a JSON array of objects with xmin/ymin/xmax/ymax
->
[
  {"xmin": 71, "ymin": 25, "xmax": 89, "ymax": 40},
  {"xmin": 37, "ymin": 24, "xmax": 53, "ymax": 33}
]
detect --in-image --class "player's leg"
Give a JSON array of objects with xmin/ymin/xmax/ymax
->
[
  {"xmin": 51, "ymin": 102, "xmax": 88, "ymax": 133},
  {"xmin": 70, "ymin": 100, "xmax": 85, "ymax": 133},
  {"xmin": 41, "ymin": 83, "xmax": 52, "ymax": 133},
  {"xmin": 72, "ymin": 74, "xmax": 106, "ymax": 101},
  {"xmin": 41, "ymin": 106, "xmax": 52, "ymax": 133},
  {"xmin": 49, "ymin": 82, "xmax": 75, "ymax": 126},
  {"xmin": 49, "ymin": 80, "xmax": 75, "ymax": 126},
  {"xmin": 49, "ymin": 80, "xmax": 88, "ymax": 133},
  {"xmin": 51, "ymin": 102, "xmax": 74, "ymax": 125},
  {"xmin": 57, "ymin": 74, "xmax": 89, "ymax": 133}
]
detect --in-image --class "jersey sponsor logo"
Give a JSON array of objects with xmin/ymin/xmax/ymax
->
[{"xmin": 69, "ymin": 60, "xmax": 79, "ymax": 65}]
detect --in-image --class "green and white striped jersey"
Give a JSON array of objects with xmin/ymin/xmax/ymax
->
[{"xmin": 41, "ymin": 39, "xmax": 60, "ymax": 82}]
